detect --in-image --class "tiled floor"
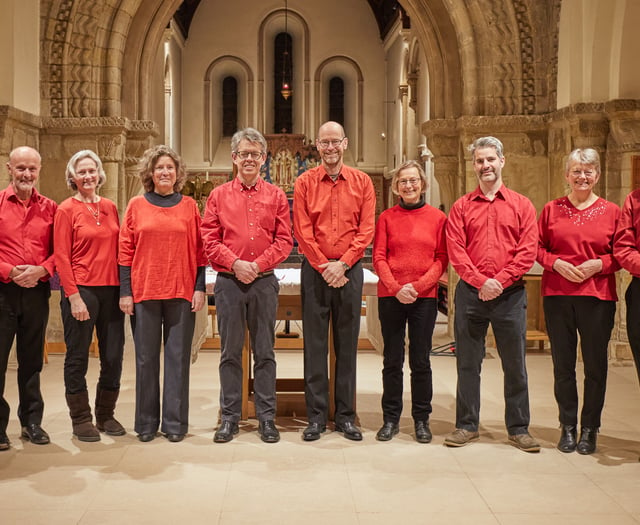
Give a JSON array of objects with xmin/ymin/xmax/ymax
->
[{"xmin": 1, "ymin": 321, "xmax": 640, "ymax": 524}]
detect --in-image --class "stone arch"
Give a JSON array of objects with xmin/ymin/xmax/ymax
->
[
  {"xmin": 314, "ymin": 57, "xmax": 364, "ymax": 163},
  {"xmin": 203, "ymin": 56, "xmax": 254, "ymax": 164}
]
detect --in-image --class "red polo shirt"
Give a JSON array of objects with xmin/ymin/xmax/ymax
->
[
  {"xmin": 201, "ymin": 177, "xmax": 293, "ymax": 272},
  {"xmin": 446, "ymin": 184, "xmax": 537, "ymax": 289},
  {"xmin": 293, "ymin": 164, "xmax": 376, "ymax": 271},
  {"xmin": 0, "ymin": 185, "xmax": 56, "ymax": 283}
]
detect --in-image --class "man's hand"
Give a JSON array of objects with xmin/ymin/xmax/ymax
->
[
  {"xmin": 232, "ymin": 259, "xmax": 259, "ymax": 284},
  {"xmin": 10, "ymin": 265, "xmax": 47, "ymax": 288},
  {"xmin": 191, "ymin": 290, "xmax": 206, "ymax": 312},
  {"xmin": 553, "ymin": 258, "xmax": 587, "ymax": 283},
  {"xmin": 69, "ymin": 293, "xmax": 90, "ymax": 321},
  {"xmin": 396, "ymin": 283, "xmax": 418, "ymax": 304},
  {"xmin": 478, "ymin": 278, "xmax": 503, "ymax": 301},
  {"xmin": 319, "ymin": 261, "xmax": 349, "ymax": 288}
]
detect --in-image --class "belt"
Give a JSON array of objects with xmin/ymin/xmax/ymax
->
[{"xmin": 218, "ymin": 270, "xmax": 274, "ymax": 279}]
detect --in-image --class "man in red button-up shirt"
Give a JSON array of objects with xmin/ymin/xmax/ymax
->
[
  {"xmin": 293, "ymin": 121, "xmax": 375, "ymax": 442},
  {"xmin": 445, "ymin": 136, "xmax": 540, "ymax": 453},
  {"xmin": 202, "ymin": 128, "xmax": 293, "ymax": 444},
  {"xmin": 0, "ymin": 147, "xmax": 57, "ymax": 450}
]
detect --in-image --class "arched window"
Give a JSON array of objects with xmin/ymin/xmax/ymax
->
[
  {"xmin": 222, "ymin": 76, "xmax": 238, "ymax": 136},
  {"xmin": 329, "ymin": 77, "xmax": 344, "ymax": 125},
  {"xmin": 274, "ymin": 32, "xmax": 293, "ymax": 133}
]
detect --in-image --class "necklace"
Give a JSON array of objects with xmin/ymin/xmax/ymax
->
[{"xmin": 84, "ymin": 200, "xmax": 100, "ymax": 225}]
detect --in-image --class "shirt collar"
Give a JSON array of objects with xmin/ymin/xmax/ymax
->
[
  {"xmin": 7, "ymin": 184, "xmax": 39, "ymax": 203},
  {"xmin": 470, "ymin": 183, "xmax": 507, "ymax": 202},
  {"xmin": 234, "ymin": 176, "xmax": 262, "ymax": 192}
]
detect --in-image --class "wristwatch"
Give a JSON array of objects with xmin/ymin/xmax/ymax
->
[{"xmin": 341, "ymin": 261, "xmax": 350, "ymax": 271}]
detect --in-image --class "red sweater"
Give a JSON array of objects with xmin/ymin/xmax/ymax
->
[
  {"xmin": 373, "ymin": 203, "xmax": 448, "ymax": 298},
  {"xmin": 119, "ymin": 195, "xmax": 205, "ymax": 303},
  {"xmin": 613, "ymin": 189, "xmax": 640, "ymax": 277},
  {"xmin": 54, "ymin": 197, "xmax": 120, "ymax": 296},
  {"xmin": 537, "ymin": 196, "xmax": 620, "ymax": 300}
]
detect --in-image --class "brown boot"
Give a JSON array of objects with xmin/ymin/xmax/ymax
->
[
  {"xmin": 65, "ymin": 391, "xmax": 100, "ymax": 442},
  {"xmin": 95, "ymin": 387, "xmax": 126, "ymax": 436}
]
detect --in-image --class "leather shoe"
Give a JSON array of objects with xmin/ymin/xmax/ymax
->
[
  {"xmin": 335, "ymin": 421, "xmax": 363, "ymax": 441},
  {"xmin": 376, "ymin": 422, "xmax": 399, "ymax": 441},
  {"xmin": 577, "ymin": 426, "xmax": 598, "ymax": 455},
  {"xmin": 165, "ymin": 433, "xmax": 185, "ymax": 443},
  {"xmin": 302, "ymin": 422, "xmax": 326, "ymax": 441},
  {"xmin": 137, "ymin": 433, "xmax": 155, "ymax": 442},
  {"xmin": 214, "ymin": 420, "xmax": 239, "ymax": 443},
  {"xmin": 258, "ymin": 420, "xmax": 280, "ymax": 443},
  {"xmin": 0, "ymin": 431, "xmax": 10, "ymax": 451},
  {"xmin": 557, "ymin": 424, "xmax": 577, "ymax": 453},
  {"xmin": 21, "ymin": 423, "xmax": 50, "ymax": 445},
  {"xmin": 414, "ymin": 420, "xmax": 432, "ymax": 443}
]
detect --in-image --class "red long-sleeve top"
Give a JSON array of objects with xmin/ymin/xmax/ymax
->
[
  {"xmin": 118, "ymin": 195, "xmax": 206, "ymax": 303},
  {"xmin": 537, "ymin": 196, "xmax": 620, "ymax": 300},
  {"xmin": 201, "ymin": 177, "xmax": 293, "ymax": 272},
  {"xmin": 0, "ymin": 185, "xmax": 56, "ymax": 283},
  {"xmin": 446, "ymin": 184, "xmax": 537, "ymax": 289},
  {"xmin": 614, "ymin": 189, "xmax": 640, "ymax": 277},
  {"xmin": 373, "ymin": 203, "xmax": 448, "ymax": 298},
  {"xmin": 54, "ymin": 197, "xmax": 120, "ymax": 297},
  {"xmin": 293, "ymin": 164, "xmax": 376, "ymax": 271}
]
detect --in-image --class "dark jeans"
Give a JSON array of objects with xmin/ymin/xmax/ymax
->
[
  {"xmin": 133, "ymin": 299, "xmax": 194, "ymax": 435},
  {"xmin": 215, "ymin": 273, "xmax": 278, "ymax": 423},
  {"xmin": 301, "ymin": 258, "xmax": 363, "ymax": 426},
  {"xmin": 60, "ymin": 285, "xmax": 124, "ymax": 394},
  {"xmin": 453, "ymin": 280, "xmax": 531, "ymax": 435},
  {"xmin": 378, "ymin": 296, "xmax": 437, "ymax": 423},
  {"xmin": 544, "ymin": 295, "xmax": 615, "ymax": 428},
  {"xmin": 0, "ymin": 281, "xmax": 50, "ymax": 432},
  {"xmin": 625, "ymin": 277, "xmax": 640, "ymax": 383}
]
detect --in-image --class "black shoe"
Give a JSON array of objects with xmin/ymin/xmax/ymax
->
[
  {"xmin": 376, "ymin": 422, "xmax": 399, "ymax": 441},
  {"xmin": 557, "ymin": 424, "xmax": 577, "ymax": 453},
  {"xmin": 302, "ymin": 422, "xmax": 326, "ymax": 441},
  {"xmin": 0, "ymin": 431, "xmax": 10, "ymax": 451},
  {"xmin": 258, "ymin": 420, "xmax": 280, "ymax": 443},
  {"xmin": 214, "ymin": 420, "xmax": 239, "ymax": 443},
  {"xmin": 137, "ymin": 433, "xmax": 155, "ymax": 442},
  {"xmin": 414, "ymin": 420, "xmax": 432, "ymax": 443},
  {"xmin": 577, "ymin": 426, "xmax": 598, "ymax": 455},
  {"xmin": 21, "ymin": 424, "xmax": 50, "ymax": 445},
  {"xmin": 165, "ymin": 433, "xmax": 185, "ymax": 443},
  {"xmin": 335, "ymin": 421, "xmax": 363, "ymax": 441}
]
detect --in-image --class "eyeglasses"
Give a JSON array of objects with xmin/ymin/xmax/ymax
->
[
  {"xmin": 570, "ymin": 169, "xmax": 595, "ymax": 178},
  {"xmin": 398, "ymin": 178, "xmax": 420, "ymax": 187},
  {"xmin": 317, "ymin": 138, "xmax": 345, "ymax": 148},
  {"xmin": 11, "ymin": 166, "xmax": 39, "ymax": 174},
  {"xmin": 234, "ymin": 151, "xmax": 264, "ymax": 160}
]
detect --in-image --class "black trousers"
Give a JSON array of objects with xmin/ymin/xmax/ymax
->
[
  {"xmin": 544, "ymin": 295, "xmax": 615, "ymax": 428},
  {"xmin": 625, "ymin": 277, "xmax": 640, "ymax": 383},
  {"xmin": 378, "ymin": 296, "xmax": 437, "ymax": 423},
  {"xmin": 0, "ymin": 281, "xmax": 50, "ymax": 432},
  {"xmin": 453, "ymin": 281, "xmax": 531, "ymax": 435},
  {"xmin": 60, "ymin": 285, "xmax": 124, "ymax": 394},
  {"xmin": 133, "ymin": 299, "xmax": 194, "ymax": 435},
  {"xmin": 301, "ymin": 258, "xmax": 363, "ymax": 426}
]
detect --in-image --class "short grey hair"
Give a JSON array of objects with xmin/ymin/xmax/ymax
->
[
  {"xmin": 65, "ymin": 150, "xmax": 106, "ymax": 191},
  {"xmin": 231, "ymin": 128, "xmax": 267, "ymax": 153},
  {"xmin": 468, "ymin": 136, "xmax": 505, "ymax": 159},
  {"xmin": 565, "ymin": 148, "xmax": 601, "ymax": 173}
]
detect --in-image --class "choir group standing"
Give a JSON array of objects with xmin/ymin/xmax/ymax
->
[{"xmin": 1, "ymin": 128, "xmax": 639, "ymax": 456}]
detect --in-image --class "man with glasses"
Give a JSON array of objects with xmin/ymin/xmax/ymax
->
[
  {"xmin": 202, "ymin": 128, "xmax": 293, "ymax": 443},
  {"xmin": 0, "ymin": 146, "xmax": 57, "ymax": 450},
  {"xmin": 293, "ymin": 121, "xmax": 376, "ymax": 441},
  {"xmin": 445, "ymin": 136, "xmax": 540, "ymax": 452}
]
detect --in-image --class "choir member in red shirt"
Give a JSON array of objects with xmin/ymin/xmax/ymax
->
[
  {"xmin": 614, "ymin": 190, "xmax": 640, "ymax": 384},
  {"xmin": 538, "ymin": 148, "xmax": 620, "ymax": 455},
  {"xmin": 446, "ymin": 136, "xmax": 540, "ymax": 452},
  {"xmin": 119, "ymin": 145, "xmax": 206, "ymax": 443},
  {"xmin": 293, "ymin": 121, "xmax": 376, "ymax": 442},
  {"xmin": 0, "ymin": 146, "xmax": 56, "ymax": 450},
  {"xmin": 202, "ymin": 128, "xmax": 293, "ymax": 444},
  {"xmin": 373, "ymin": 160, "xmax": 447, "ymax": 443},
  {"xmin": 54, "ymin": 150, "xmax": 125, "ymax": 442}
]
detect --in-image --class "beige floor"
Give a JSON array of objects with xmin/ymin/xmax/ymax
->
[{"xmin": 1, "ymin": 320, "xmax": 640, "ymax": 525}]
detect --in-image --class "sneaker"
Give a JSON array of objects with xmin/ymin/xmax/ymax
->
[
  {"xmin": 508, "ymin": 432, "xmax": 541, "ymax": 453},
  {"xmin": 444, "ymin": 428, "xmax": 479, "ymax": 447}
]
